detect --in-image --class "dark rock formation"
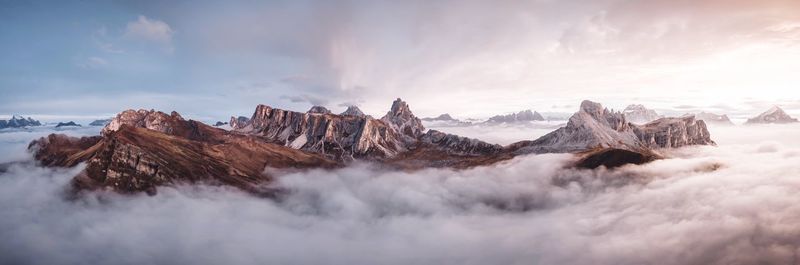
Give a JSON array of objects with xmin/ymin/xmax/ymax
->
[
  {"xmin": 0, "ymin": 115, "xmax": 41, "ymax": 129},
  {"xmin": 55, "ymin": 121, "xmax": 81, "ymax": 128},
  {"xmin": 214, "ymin": 121, "xmax": 228, "ymax": 126},
  {"xmin": 575, "ymin": 148, "xmax": 660, "ymax": 169},
  {"xmin": 89, "ymin": 119, "xmax": 112, "ymax": 126},
  {"xmin": 229, "ymin": 116, "xmax": 250, "ymax": 129}
]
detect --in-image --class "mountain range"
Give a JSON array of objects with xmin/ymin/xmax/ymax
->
[
  {"xmin": 29, "ymin": 99, "xmax": 715, "ymax": 196},
  {"xmin": 0, "ymin": 115, "xmax": 41, "ymax": 129}
]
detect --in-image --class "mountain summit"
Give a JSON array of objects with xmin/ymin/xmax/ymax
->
[{"xmin": 746, "ymin": 106, "xmax": 798, "ymax": 124}]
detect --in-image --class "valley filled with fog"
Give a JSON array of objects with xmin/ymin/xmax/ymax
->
[{"xmin": 2, "ymin": 123, "xmax": 800, "ymax": 265}]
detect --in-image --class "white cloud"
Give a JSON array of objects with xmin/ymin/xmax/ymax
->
[
  {"xmin": 3, "ymin": 123, "xmax": 800, "ymax": 264},
  {"xmin": 124, "ymin": 15, "xmax": 174, "ymax": 50}
]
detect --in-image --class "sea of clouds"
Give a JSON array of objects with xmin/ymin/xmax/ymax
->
[{"xmin": 1, "ymin": 124, "xmax": 800, "ymax": 265}]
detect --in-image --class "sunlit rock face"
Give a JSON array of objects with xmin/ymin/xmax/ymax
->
[
  {"xmin": 103, "ymin": 109, "xmax": 185, "ymax": 136},
  {"xmin": 623, "ymin": 104, "xmax": 663, "ymax": 124},
  {"xmin": 633, "ymin": 116, "xmax": 716, "ymax": 148},
  {"xmin": 380, "ymin": 98, "xmax": 425, "ymax": 140},
  {"xmin": 745, "ymin": 106, "xmax": 799, "ymax": 124},
  {"xmin": 340, "ymin": 106, "xmax": 366, "ymax": 117},
  {"xmin": 232, "ymin": 104, "xmax": 407, "ymax": 161}
]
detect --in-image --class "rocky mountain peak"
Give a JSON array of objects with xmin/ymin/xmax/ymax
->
[
  {"xmin": 746, "ymin": 106, "xmax": 798, "ymax": 124},
  {"xmin": 1, "ymin": 115, "xmax": 41, "ymax": 129},
  {"xmin": 229, "ymin": 116, "xmax": 250, "ymax": 129},
  {"xmin": 308, "ymin": 106, "xmax": 332, "ymax": 114},
  {"xmin": 381, "ymin": 98, "xmax": 425, "ymax": 138},
  {"xmin": 340, "ymin": 106, "xmax": 366, "ymax": 117},
  {"xmin": 518, "ymin": 100, "xmax": 714, "ymax": 154},
  {"xmin": 103, "ymin": 109, "xmax": 187, "ymax": 136},
  {"xmin": 486, "ymin": 109, "xmax": 545, "ymax": 123}
]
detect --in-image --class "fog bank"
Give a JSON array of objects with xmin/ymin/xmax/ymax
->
[{"xmin": 2, "ymin": 124, "xmax": 800, "ymax": 265}]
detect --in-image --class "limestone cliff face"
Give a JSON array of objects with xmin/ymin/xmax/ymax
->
[
  {"xmin": 103, "ymin": 109, "xmax": 185, "ymax": 136},
  {"xmin": 633, "ymin": 116, "xmax": 715, "ymax": 149},
  {"xmin": 232, "ymin": 104, "xmax": 406, "ymax": 160}
]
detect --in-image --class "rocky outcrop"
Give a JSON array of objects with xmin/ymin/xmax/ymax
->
[
  {"xmin": 485, "ymin": 110, "xmax": 545, "ymax": 123},
  {"xmin": 380, "ymin": 98, "xmax": 425, "ymax": 140},
  {"xmin": 89, "ymin": 119, "xmax": 112, "ymax": 126},
  {"xmin": 232, "ymin": 103, "xmax": 408, "ymax": 160},
  {"xmin": 307, "ymin": 106, "xmax": 332, "ymax": 114},
  {"xmin": 55, "ymin": 121, "xmax": 81, "ymax": 128},
  {"xmin": 693, "ymin": 112, "xmax": 734, "ymax": 126},
  {"xmin": 229, "ymin": 116, "xmax": 250, "ymax": 129},
  {"xmin": 29, "ymin": 134, "xmax": 102, "ymax": 167},
  {"xmin": 514, "ymin": 100, "xmax": 714, "ymax": 154},
  {"xmin": 745, "ymin": 106, "xmax": 798, "ymax": 124},
  {"xmin": 623, "ymin": 104, "xmax": 663, "ymax": 124},
  {"xmin": 575, "ymin": 148, "xmax": 660, "ymax": 169},
  {"xmin": 0, "ymin": 115, "xmax": 41, "ymax": 129},
  {"xmin": 30, "ymin": 124, "xmax": 337, "ymax": 195},
  {"xmin": 103, "ymin": 109, "xmax": 186, "ymax": 136},
  {"xmin": 633, "ymin": 115, "xmax": 715, "ymax": 148},
  {"xmin": 214, "ymin": 121, "xmax": 228, "ymax": 126},
  {"xmin": 340, "ymin": 106, "xmax": 366, "ymax": 117}
]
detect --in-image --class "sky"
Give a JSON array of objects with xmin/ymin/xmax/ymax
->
[{"xmin": 2, "ymin": 0, "xmax": 800, "ymax": 121}]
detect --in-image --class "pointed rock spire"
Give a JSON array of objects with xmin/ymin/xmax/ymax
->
[
  {"xmin": 381, "ymin": 98, "xmax": 425, "ymax": 138},
  {"xmin": 340, "ymin": 106, "xmax": 366, "ymax": 117}
]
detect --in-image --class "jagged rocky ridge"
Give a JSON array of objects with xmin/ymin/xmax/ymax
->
[
  {"xmin": 745, "ymin": 106, "xmax": 798, "ymax": 124},
  {"xmin": 0, "ymin": 115, "xmax": 41, "ymax": 129},
  {"xmin": 55, "ymin": 121, "xmax": 81, "ymax": 128},
  {"xmin": 485, "ymin": 110, "xmax": 545, "ymax": 123},
  {"xmin": 30, "ymin": 99, "xmax": 715, "ymax": 195},
  {"xmin": 511, "ymin": 100, "xmax": 714, "ymax": 154}
]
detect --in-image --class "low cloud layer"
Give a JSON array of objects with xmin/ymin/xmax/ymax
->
[{"xmin": 2, "ymin": 125, "xmax": 800, "ymax": 265}]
